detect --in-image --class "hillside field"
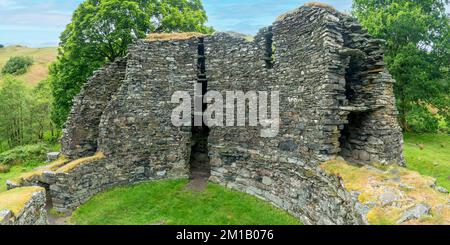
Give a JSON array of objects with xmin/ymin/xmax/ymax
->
[{"xmin": 0, "ymin": 45, "xmax": 57, "ymax": 86}]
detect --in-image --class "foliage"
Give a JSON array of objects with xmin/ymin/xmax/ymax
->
[
  {"xmin": 0, "ymin": 44, "xmax": 4, "ymax": 48},
  {"xmin": 0, "ymin": 46, "xmax": 57, "ymax": 86},
  {"xmin": 31, "ymin": 80, "xmax": 57, "ymax": 141},
  {"xmin": 353, "ymin": 0, "xmax": 450, "ymax": 132},
  {"xmin": 70, "ymin": 179, "xmax": 300, "ymax": 225},
  {"xmin": 50, "ymin": 0, "xmax": 213, "ymax": 127},
  {"xmin": 0, "ymin": 142, "xmax": 60, "ymax": 192},
  {"xmin": 0, "ymin": 143, "xmax": 48, "ymax": 165},
  {"xmin": 403, "ymin": 133, "xmax": 450, "ymax": 190},
  {"xmin": 405, "ymin": 104, "xmax": 440, "ymax": 133},
  {"xmin": 0, "ymin": 77, "xmax": 34, "ymax": 147},
  {"xmin": 0, "ymin": 77, "xmax": 56, "ymax": 150},
  {"xmin": 0, "ymin": 163, "xmax": 50, "ymax": 192},
  {"xmin": 1, "ymin": 56, "xmax": 34, "ymax": 75}
]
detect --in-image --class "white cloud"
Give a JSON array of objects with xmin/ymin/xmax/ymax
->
[{"xmin": 0, "ymin": 0, "xmax": 26, "ymax": 10}]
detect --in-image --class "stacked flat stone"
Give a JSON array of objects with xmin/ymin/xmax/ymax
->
[
  {"xmin": 0, "ymin": 187, "xmax": 47, "ymax": 225},
  {"xmin": 8, "ymin": 5, "xmax": 404, "ymax": 225}
]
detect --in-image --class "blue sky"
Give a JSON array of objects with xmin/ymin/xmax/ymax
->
[{"xmin": 0, "ymin": 0, "xmax": 448, "ymax": 47}]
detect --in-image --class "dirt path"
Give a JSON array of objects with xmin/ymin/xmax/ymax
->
[
  {"xmin": 45, "ymin": 199, "xmax": 71, "ymax": 225},
  {"xmin": 186, "ymin": 152, "xmax": 210, "ymax": 191}
]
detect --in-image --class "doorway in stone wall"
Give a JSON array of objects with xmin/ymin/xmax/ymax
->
[
  {"xmin": 188, "ymin": 126, "xmax": 211, "ymax": 190},
  {"xmin": 338, "ymin": 50, "xmax": 371, "ymax": 163},
  {"xmin": 186, "ymin": 37, "xmax": 211, "ymax": 191}
]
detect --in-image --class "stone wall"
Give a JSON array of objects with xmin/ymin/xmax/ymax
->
[
  {"xmin": 0, "ymin": 187, "xmax": 47, "ymax": 225},
  {"xmin": 62, "ymin": 58, "xmax": 127, "ymax": 159},
  {"xmin": 338, "ymin": 16, "xmax": 404, "ymax": 164},
  {"xmin": 51, "ymin": 38, "xmax": 199, "ymax": 212},
  {"xmin": 7, "ymin": 5, "xmax": 404, "ymax": 225}
]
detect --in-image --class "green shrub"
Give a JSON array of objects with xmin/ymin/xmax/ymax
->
[
  {"xmin": 0, "ymin": 44, "xmax": 4, "ymax": 48},
  {"xmin": 0, "ymin": 143, "xmax": 48, "ymax": 165},
  {"xmin": 1, "ymin": 56, "xmax": 34, "ymax": 75},
  {"xmin": 406, "ymin": 105, "xmax": 440, "ymax": 133}
]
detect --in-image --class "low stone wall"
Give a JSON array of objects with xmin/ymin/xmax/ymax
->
[
  {"xmin": 0, "ymin": 187, "xmax": 47, "ymax": 225},
  {"xmin": 209, "ymin": 147, "xmax": 364, "ymax": 225},
  {"xmin": 49, "ymin": 156, "xmax": 185, "ymax": 213}
]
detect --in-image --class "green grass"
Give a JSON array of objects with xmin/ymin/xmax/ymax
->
[
  {"xmin": 0, "ymin": 45, "xmax": 57, "ymax": 87},
  {"xmin": 0, "ymin": 142, "xmax": 61, "ymax": 192},
  {"xmin": 70, "ymin": 179, "xmax": 301, "ymax": 225},
  {"xmin": 404, "ymin": 133, "xmax": 450, "ymax": 190},
  {"xmin": 0, "ymin": 163, "xmax": 47, "ymax": 192}
]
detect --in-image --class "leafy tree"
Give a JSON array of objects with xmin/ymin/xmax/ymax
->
[
  {"xmin": 0, "ymin": 77, "xmax": 33, "ymax": 148},
  {"xmin": 1, "ymin": 56, "xmax": 34, "ymax": 75},
  {"xmin": 0, "ymin": 44, "xmax": 4, "ymax": 48},
  {"xmin": 31, "ymin": 80, "xmax": 56, "ymax": 141},
  {"xmin": 353, "ymin": 0, "xmax": 450, "ymax": 132},
  {"xmin": 50, "ymin": 0, "xmax": 213, "ymax": 127},
  {"xmin": 0, "ymin": 77, "xmax": 55, "ymax": 150}
]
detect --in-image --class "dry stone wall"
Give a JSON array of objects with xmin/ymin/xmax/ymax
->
[
  {"xmin": 0, "ymin": 187, "xmax": 47, "ymax": 225},
  {"xmin": 7, "ymin": 5, "xmax": 404, "ymax": 225},
  {"xmin": 51, "ymin": 39, "xmax": 199, "ymax": 212},
  {"xmin": 62, "ymin": 59, "xmax": 127, "ymax": 159}
]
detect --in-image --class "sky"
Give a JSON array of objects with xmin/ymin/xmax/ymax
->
[{"xmin": 0, "ymin": 0, "xmax": 448, "ymax": 47}]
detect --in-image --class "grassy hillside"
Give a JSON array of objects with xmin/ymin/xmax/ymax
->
[
  {"xmin": 404, "ymin": 133, "xmax": 450, "ymax": 190},
  {"xmin": 0, "ymin": 45, "xmax": 57, "ymax": 86}
]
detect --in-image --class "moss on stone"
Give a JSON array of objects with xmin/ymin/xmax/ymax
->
[
  {"xmin": 321, "ymin": 159, "xmax": 450, "ymax": 225},
  {"xmin": 304, "ymin": 2, "xmax": 337, "ymax": 11},
  {"xmin": 0, "ymin": 186, "xmax": 44, "ymax": 215},
  {"xmin": 367, "ymin": 207, "xmax": 402, "ymax": 225},
  {"xmin": 56, "ymin": 152, "xmax": 105, "ymax": 173},
  {"xmin": 146, "ymin": 32, "xmax": 204, "ymax": 41},
  {"xmin": 9, "ymin": 157, "xmax": 68, "ymax": 186}
]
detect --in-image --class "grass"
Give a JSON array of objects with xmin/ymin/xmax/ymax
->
[
  {"xmin": 0, "ymin": 186, "xmax": 45, "ymax": 215},
  {"xmin": 404, "ymin": 133, "xmax": 450, "ymax": 190},
  {"xmin": 0, "ymin": 162, "xmax": 50, "ymax": 192},
  {"xmin": 0, "ymin": 45, "xmax": 57, "ymax": 86},
  {"xmin": 1, "ymin": 133, "xmax": 447, "ymax": 225},
  {"xmin": 70, "ymin": 179, "xmax": 301, "ymax": 225},
  {"xmin": 146, "ymin": 32, "xmax": 204, "ymax": 41},
  {"xmin": 322, "ymin": 159, "xmax": 449, "ymax": 225},
  {"xmin": 56, "ymin": 152, "xmax": 104, "ymax": 173},
  {"xmin": 0, "ymin": 142, "xmax": 61, "ymax": 192}
]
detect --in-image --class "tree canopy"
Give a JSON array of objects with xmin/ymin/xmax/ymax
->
[
  {"xmin": 0, "ymin": 77, "xmax": 54, "ymax": 149},
  {"xmin": 353, "ymin": 0, "xmax": 450, "ymax": 132},
  {"xmin": 50, "ymin": 0, "xmax": 213, "ymax": 127}
]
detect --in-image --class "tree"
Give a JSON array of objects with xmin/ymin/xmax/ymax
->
[
  {"xmin": 0, "ymin": 77, "xmax": 55, "ymax": 150},
  {"xmin": 31, "ymin": 80, "xmax": 56, "ymax": 141},
  {"xmin": 50, "ymin": 0, "xmax": 213, "ymax": 128},
  {"xmin": 353, "ymin": 0, "xmax": 450, "ymax": 132},
  {"xmin": 1, "ymin": 56, "xmax": 34, "ymax": 75},
  {"xmin": 0, "ymin": 77, "xmax": 33, "ymax": 148}
]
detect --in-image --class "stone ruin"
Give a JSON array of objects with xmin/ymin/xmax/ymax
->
[{"xmin": 3, "ymin": 4, "xmax": 404, "ymax": 225}]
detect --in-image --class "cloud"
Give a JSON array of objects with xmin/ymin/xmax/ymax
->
[
  {"xmin": 0, "ymin": 0, "xmax": 25, "ymax": 10},
  {"xmin": 1, "ymin": 0, "xmax": 448, "ymax": 47}
]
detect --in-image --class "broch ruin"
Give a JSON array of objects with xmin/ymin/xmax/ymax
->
[{"xmin": 1, "ymin": 4, "xmax": 405, "ymax": 225}]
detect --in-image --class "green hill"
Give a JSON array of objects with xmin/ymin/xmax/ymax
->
[{"xmin": 0, "ymin": 45, "xmax": 57, "ymax": 86}]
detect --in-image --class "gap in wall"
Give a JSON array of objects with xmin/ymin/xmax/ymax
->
[
  {"xmin": 264, "ymin": 26, "xmax": 274, "ymax": 69},
  {"xmin": 189, "ymin": 37, "xmax": 211, "ymax": 180},
  {"xmin": 339, "ymin": 53, "xmax": 371, "ymax": 163}
]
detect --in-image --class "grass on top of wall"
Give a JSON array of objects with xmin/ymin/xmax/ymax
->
[{"xmin": 70, "ymin": 179, "xmax": 301, "ymax": 225}]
